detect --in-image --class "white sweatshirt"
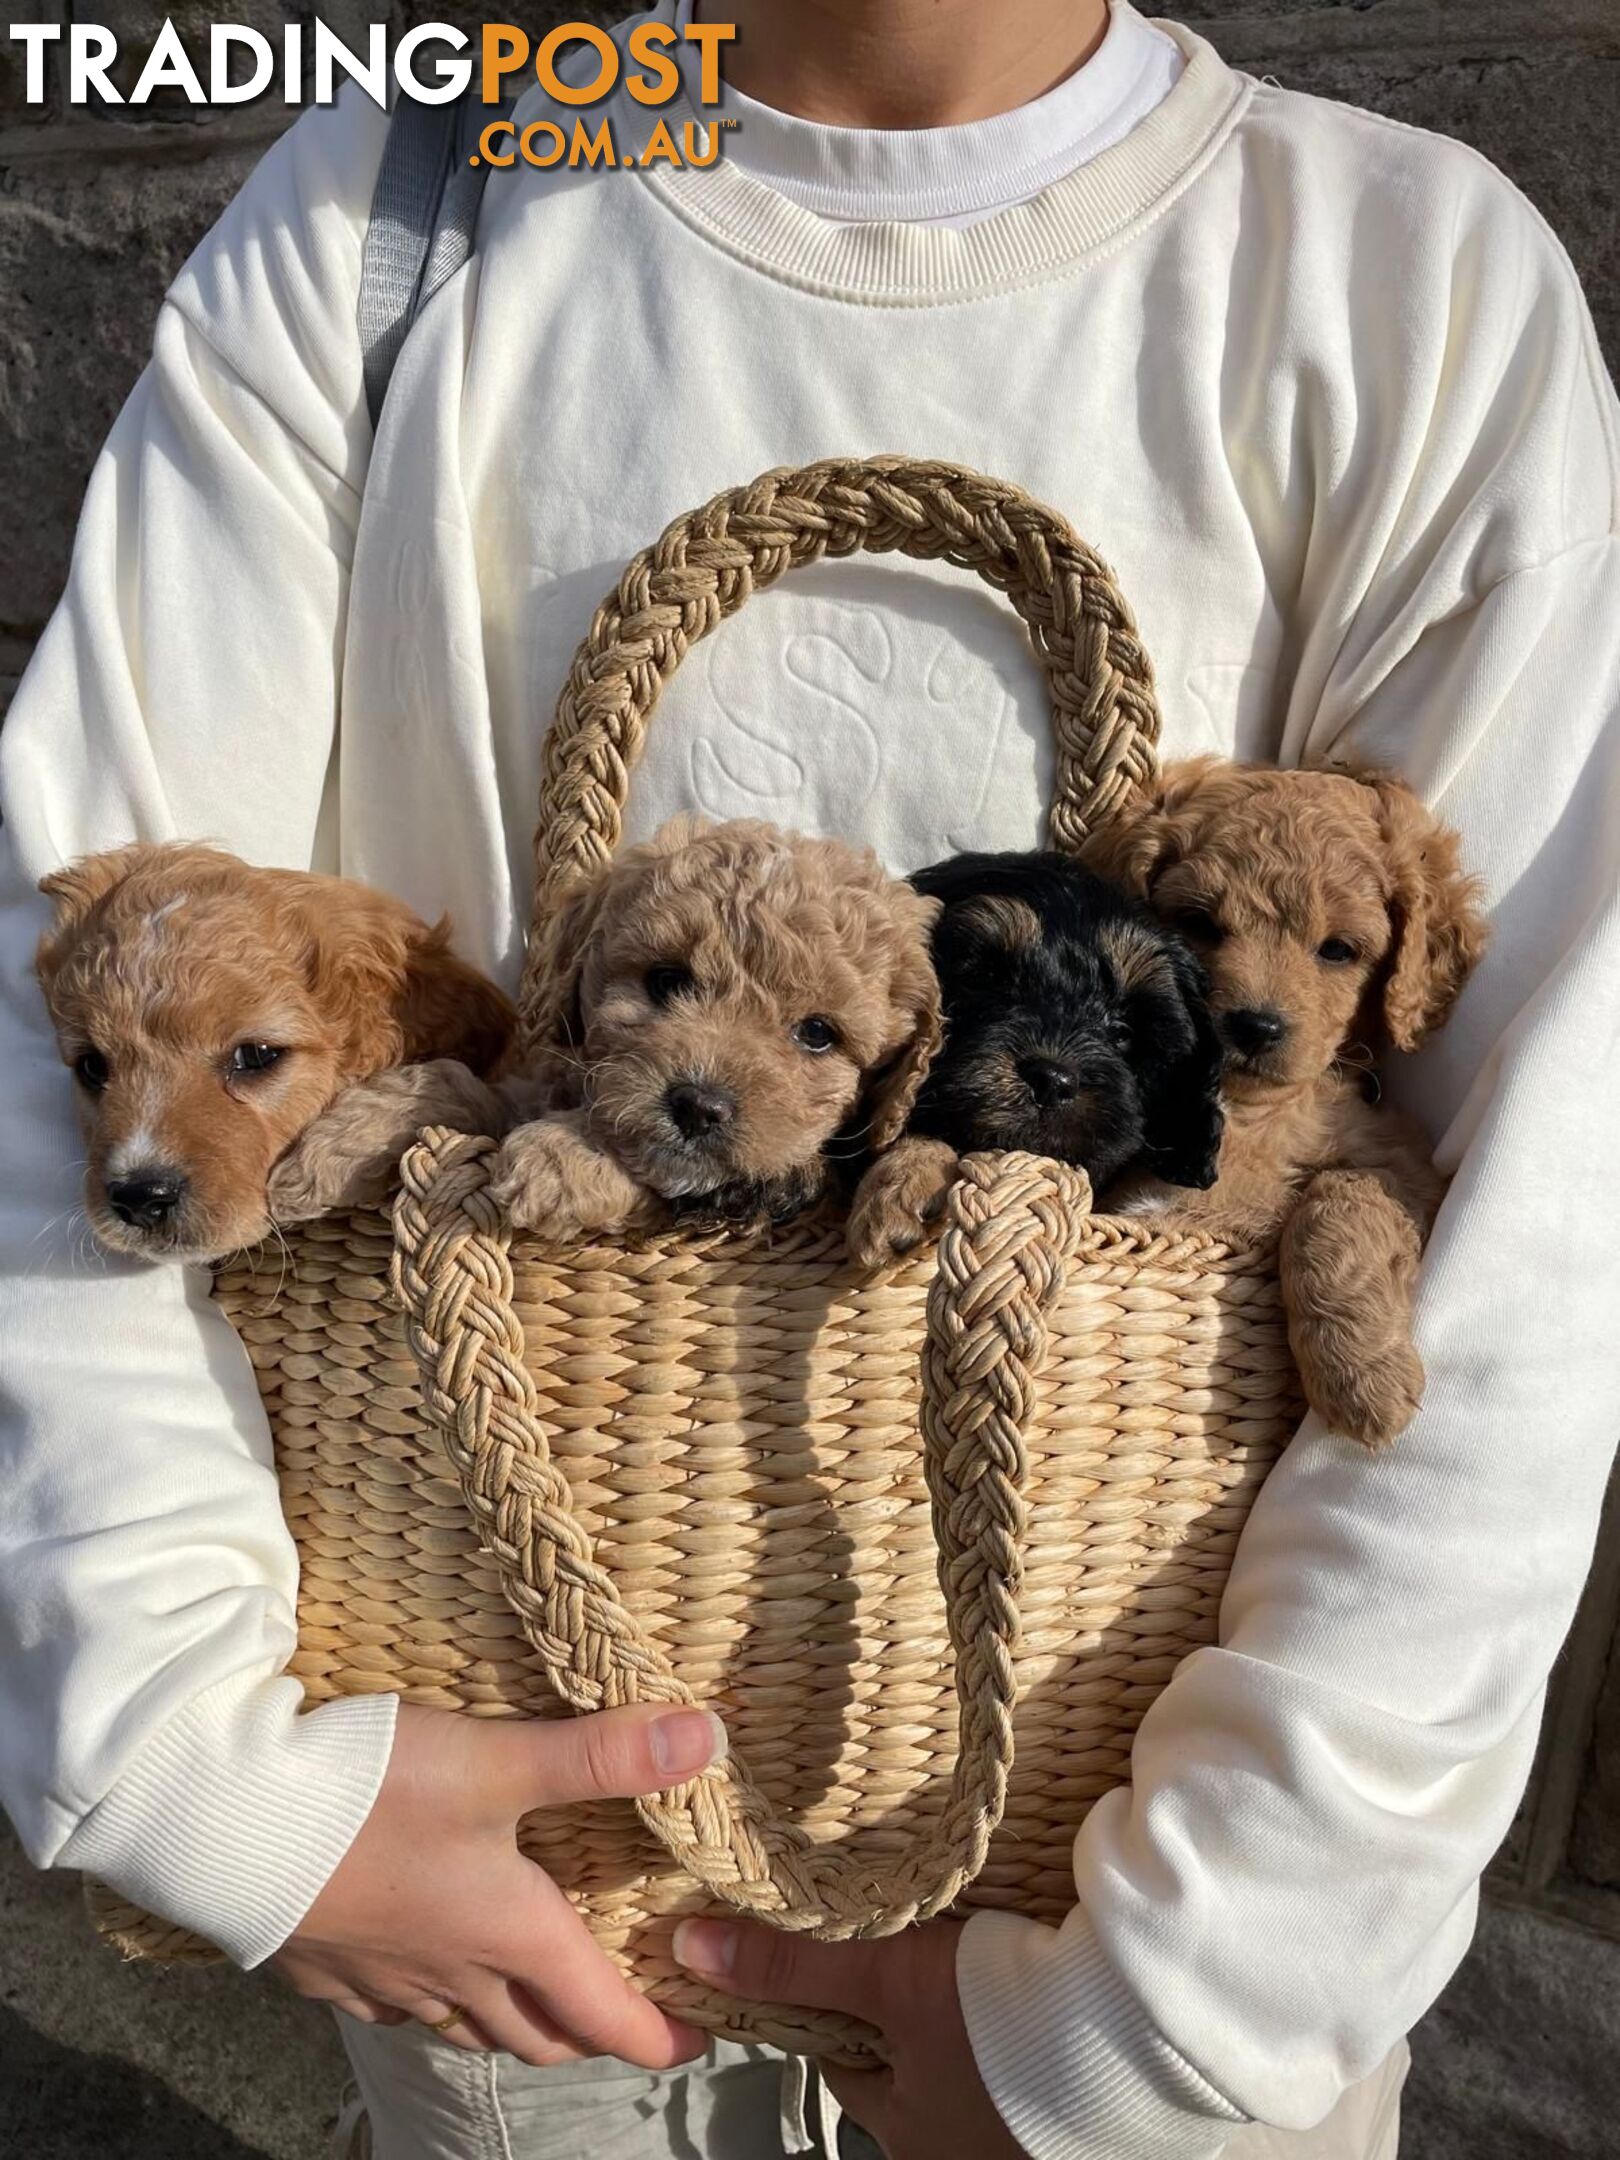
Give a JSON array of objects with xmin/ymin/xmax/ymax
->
[{"xmin": 2, "ymin": 7, "xmax": 1617, "ymax": 2154}]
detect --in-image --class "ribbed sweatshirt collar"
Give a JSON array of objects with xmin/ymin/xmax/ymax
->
[
  {"xmin": 674, "ymin": 0, "xmax": 1183, "ymax": 227},
  {"xmin": 639, "ymin": 7, "xmax": 1250, "ymax": 303}
]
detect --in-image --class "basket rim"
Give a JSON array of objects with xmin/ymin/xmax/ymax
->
[
  {"xmin": 214, "ymin": 1217, "xmax": 1276, "ymax": 1282},
  {"xmin": 211, "ymin": 1174, "xmax": 1277, "ymax": 1286}
]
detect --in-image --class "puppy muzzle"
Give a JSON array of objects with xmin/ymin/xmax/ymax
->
[
  {"xmin": 605, "ymin": 1075, "xmax": 751, "ymax": 1201},
  {"xmin": 110, "ymin": 1169, "xmax": 184, "ymax": 1229},
  {"xmin": 943, "ymin": 1041, "xmax": 1136, "ymax": 1164},
  {"xmin": 88, "ymin": 1186, "xmax": 257, "ymax": 1265},
  {"xmin": 1218, "ymin": 1005, "xmax": 1297, "ymax": 1083}
]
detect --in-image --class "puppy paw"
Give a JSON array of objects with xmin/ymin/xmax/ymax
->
[
  {"xmin": 487, "ymin": 1116, "xmax": 652, "ymax": 1241},
  {"xmin": 847, "ymin": 1140, "xmax": 959, "ymax": 1270},
  {"xmin": 268, "ymin": 1133, "xmax": 401, "ymax": 1226},
  {"xmin": 488, "ymin": 1121, "xmax": 586, "ymax": 1237},
  {"xmin": 1294, "ymin": 1324, "xmax": 1425, "ymax": 1452},
  {"xmin": 269, "ymin": 1061, "xmax": 507, "ymax": 1228},
  {"xmin": 1281, "ymin": 1171, "xmax": 1428, "ymax": 1451}
]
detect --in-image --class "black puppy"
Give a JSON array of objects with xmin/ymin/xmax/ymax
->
[{"xmin": 847, "ymin": 850, "xmax": 1224, "ymax": 1266}]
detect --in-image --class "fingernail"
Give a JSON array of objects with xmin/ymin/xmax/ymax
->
[
  {"xmin": 650, "ymin": 1709, "xmax": 728, "ymax": 1779},
  {"xmin": 673, "ymin": 1917, "xmax": 737, "ymax": 1979}
]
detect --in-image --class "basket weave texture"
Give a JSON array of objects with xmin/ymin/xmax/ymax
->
[{"xmin": 89, "ymin": 460, "xmax": 1300, "ymax": 2061}]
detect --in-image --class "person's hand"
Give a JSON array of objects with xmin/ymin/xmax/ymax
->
[
  {"xmin": 674, "ymin": 1917, "xmax": 1027, "ymax": 2159},
  {"xmin": 273, "ymin": 1698, "xmax": 725, "ymax": 2067}
]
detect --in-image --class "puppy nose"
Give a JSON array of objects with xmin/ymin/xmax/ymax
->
[
  {"xmin": 665, "ymin": 1080, "xmax": 736, "ymax": 1139},
  {"xmin": 107, "ymin": 1169, "xmax": 188, "ymax": 1231},
  {"xmin": 1223, "ymin": 1008, "xmax": 1289, "ymax": 1055},
  {"xmin": 1017, "ymin": 1055, "xmax": 1081, "ymax": 1108}
]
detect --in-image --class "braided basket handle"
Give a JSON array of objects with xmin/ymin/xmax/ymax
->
[
  {"xmin": 391, "ymin": 1130, "xmax": 1091, "ymax": 1938},
  {"xmin": 518, "ymin": 455, "xmax": 1161, "ymax": 1049}
]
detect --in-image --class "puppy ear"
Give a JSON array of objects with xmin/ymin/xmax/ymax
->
[
  {"xmin": 395, "ymin": 922, "xmax": 516, "ymax": 1076},
  {"xmin": 1079, "ymin": 758, "xmax": 1221, "ymax": 898},
  {"xmin": 861, "ymin": 895, "xmax": 944, "ymax": 1152},
  {"xmin": 36, "ymin": 845, "xmax": 153, "ymax": 987},
  {"xmin": 522, "ymin": 865, "xmax": 617, "ymax": 1101},
  {"xmin": 911, "ymin": 853, "xmax": 1057, "ymax": 969},
  {"xmin": 1363, "ymin": 776, "xmax": 1490, "ymax": 1051},
  {"xmin": 304, "ymin": 888, "xmax": 510, "ymax": 1081},
  {"xmin": 39, "ymin": 846, "xmax": 148, "ymax": 928},
  {"xmin": 1137, "ymin": 939, "xmax": 1225, "ymax": 1190},
  {"xmin": 303, "ymin": 894, "xmax": 413, "ymax": 1078}
]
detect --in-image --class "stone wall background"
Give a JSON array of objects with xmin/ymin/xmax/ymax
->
[
  {"xmin": 2, "ymin": 1, "xmax": 1617, "ymax": 695},
  {"xmin": 1, "ymin": 2, "xmax": 1617, "ymax": 2153}
]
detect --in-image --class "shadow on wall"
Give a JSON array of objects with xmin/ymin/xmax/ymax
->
[{"xmin": 0, "ymin": 2000, "xmax": 278, "ymax": 2159}]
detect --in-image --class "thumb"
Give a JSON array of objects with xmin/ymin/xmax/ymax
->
[
  {"xmin": 487, "ymin": 1702, "xmax": 730, "ymax": 1811},
  {"xmin": 672, "ymin": 1917, "xmax": 891, "ymax": 2024}
]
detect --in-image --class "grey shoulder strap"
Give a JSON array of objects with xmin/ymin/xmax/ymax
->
[{"xmin": 357, "ymin": 93, "xmax": 497, "ymax": 431}]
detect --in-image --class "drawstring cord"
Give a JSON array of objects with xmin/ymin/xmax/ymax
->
[
  {"xmin": 330, "ymin": 2080, "xmax": 372, "ymax": 2158},
  {"xmin": 780, "ymin": 2054, "xmax": 845, "ymax": 2155}
]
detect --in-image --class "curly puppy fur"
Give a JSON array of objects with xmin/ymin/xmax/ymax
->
[
  {"xmin": 35, "ymin": 842, "xmax": 514, "ymax": 1262},
  {"xmin": 485, "ymin": 817, "xmax": 942, "ymax": 1242},
  {"xmin": 848, "ymin": 851, "xmax": 1225, "ymax": 1268},
  {"xmin": 1084, "ymin": 758, "xmax": 1490, "ymax": 1447}
]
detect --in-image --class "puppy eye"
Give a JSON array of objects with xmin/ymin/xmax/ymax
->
[
  {"xmin": 73, "ymin": 1049, "xmax": 110, "ymax": 1092},
  {"xmin": 1317, "ymin": 937, "xmax": 1358, "ymax": 965},
  {"xmin": 230, "ymin": 1042, "xmax": 287, "ymax": 1076},
  {"xmin": 1174, "ymin": 908, "xmax": 1224, "ymax": 945},
  {"xmin": 645, "ymin": 964, "xmax": 696, "ymax": 1006},
  {"xmin": 792, "ymin": 1016, "xmax": 840, "ymax": 1055}
]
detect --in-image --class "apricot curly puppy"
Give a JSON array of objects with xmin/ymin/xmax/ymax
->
[
  {"xmin": 1085, "ymin": 759, "xmax": 1490, "ymax": 1449},
  {"xmin": 36, "ymin": 842, "xmax": 513, "ymax": 1262},
  {"xmin": 487, "ymin": 816, "xmax": 942, "ymax": 1241}
]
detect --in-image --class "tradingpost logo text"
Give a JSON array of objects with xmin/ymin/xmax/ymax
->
[{"xmin": 5, "ymin": 17, "xmax": 737, "ymax": 170}]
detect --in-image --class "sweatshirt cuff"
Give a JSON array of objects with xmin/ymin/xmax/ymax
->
[
  {"xmin": 60, "ymin": 1671, "xmax": 397, "ymax": 1968},
  {"xmin": 959, "ymin": 1908, "xmax": 1247, "ymax": 2160}
]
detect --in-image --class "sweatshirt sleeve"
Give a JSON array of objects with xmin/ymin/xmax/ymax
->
[
  {"xmin": 958, "ymin": 133, "xmax": 1620, "ymax": 2158},
  {"xmin": 0, "ymin": 93, "xmax": 402, "ymax": 1967}
]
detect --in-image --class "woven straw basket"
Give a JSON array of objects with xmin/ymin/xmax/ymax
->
[{"xmin": 90, "ymin": 459, "xmax": 1300, "ymax": 2061}]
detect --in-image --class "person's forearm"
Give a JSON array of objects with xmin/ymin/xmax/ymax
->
[
  {"xmin": 0, "ymin": 91, "xmax": 391, "ymax": 1959},
  {"xmin": 961, "ymin": 536, "xmax": 1620, "ymax": 2154},
  {"xmin": 0, "ymin": 866, "xmax": 399, "ymax": 1956}
]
